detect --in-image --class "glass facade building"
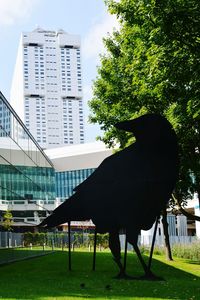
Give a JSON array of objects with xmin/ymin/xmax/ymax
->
[
  {"xmin": 0, "ymin": 91, "xmax": 112, "ymax": 230},
  {"xmin": 56, "ymin": 168, "xmax": 95, "ymax": 200},
  {"xmin": 0, "ymin": 91, "xmax": 56, "ymax": 228}
]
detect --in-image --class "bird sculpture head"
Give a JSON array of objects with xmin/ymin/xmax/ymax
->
[{"xmin": 114, "ymin": 113, "xmax": 177, "ymax": 148}]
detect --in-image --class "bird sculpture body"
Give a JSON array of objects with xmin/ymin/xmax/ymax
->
[{"xmin": 40, "ymin": 113, "xmax": 179, "ymax": 279}]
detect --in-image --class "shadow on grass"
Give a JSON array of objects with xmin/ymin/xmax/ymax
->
[
  {"xmin": 0, "ymin": 251, "xmax": 199, "ymax": 299},
  {"xmin": 0, "ymin": 247, "xmax": 54, "ymax": 266},
  {"xmin": 187, "ymin": 260, "xmax": 200, "ymax": 265}
]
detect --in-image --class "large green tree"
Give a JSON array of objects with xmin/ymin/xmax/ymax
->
[{"xmin": 89, "ymin": 0, "xmax": 200, "ymax": 215}]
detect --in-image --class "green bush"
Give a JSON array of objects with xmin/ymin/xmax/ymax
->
[
  {"xmin": 23, "ymin": 232, "xmax": 47, "ymax": 246},
  {"xmin": 73, "ymin": 232, "xmax": 83, "ymax": 246},
  {"xmin": 149, "ymin": 242, "xmax": 200, "ymax": 261},
  {"xmin": 87, "ymin": 233, "xmax": 109, "ymax": 248},
  {"xmin": 172, "ymin": 242, "xmax": 200, "ymax": 261}
]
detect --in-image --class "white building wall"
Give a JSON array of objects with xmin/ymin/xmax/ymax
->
[
  {"xmin": 167, "ymin": 214, "xmax": 177, "ymax": 236},
  {"xmin": 10, "ymin": 27, "xmax": 84, "ymax": 149},
  {"xmin": 10, "ymin": 36, "xmax": 25, "ymax": 122},
  {"xmin": 194, "ymin": 193, "xmax": 200, "ymax": 239},
  {"xmin": 177, "ymin": 215, "xmax": 188, "ymax": 236}
]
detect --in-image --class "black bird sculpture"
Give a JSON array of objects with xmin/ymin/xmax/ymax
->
[{"xmin": 40, "ymin": 113, "xmax": 179, "ymax": 279}]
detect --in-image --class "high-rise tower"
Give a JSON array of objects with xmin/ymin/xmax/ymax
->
[{"xmin": 10, "ymin": 27, "xmax": 84, "ymax": 149}]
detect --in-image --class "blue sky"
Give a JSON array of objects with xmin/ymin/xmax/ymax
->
[{"xmin": 0, "ymin": 0, "xmax": 119, "ymax": 142}]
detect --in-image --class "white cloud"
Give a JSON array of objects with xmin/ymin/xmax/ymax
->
[
  {"xmin": 0, "ymin": 0, "xmax": 38, "ymax": 26},
  {"xmin": 82, "ymin": 13, "xmax": 120, "ymax": 62}
]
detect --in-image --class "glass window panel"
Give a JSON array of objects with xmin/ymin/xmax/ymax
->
[{"xmin": 0, "ymin": 92, "xmax": 55, "ymax": 205}]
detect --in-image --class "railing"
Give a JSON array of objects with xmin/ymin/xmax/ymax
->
[
  {"xmin": 0, "ymin": 232, "xmax": 23, "ymax": 248},
  {"xmin": 0, "ymin": 231, "xmax": 198, "ymax": 266},
  {"xmin": 139, "ymin": 234, "xmax": 197, "ymax": 247},
  {"xmin": 1, "ymin": 231, "xmax": 198, "ymax": 250},
  {"xmin": 0, "ymin": 231, "xmax": 63, "ymax": 266}
]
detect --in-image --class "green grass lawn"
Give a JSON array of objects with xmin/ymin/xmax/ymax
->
[{"xmin": 0, "ymin": 250, "xmax": 199, "ymax": 300}]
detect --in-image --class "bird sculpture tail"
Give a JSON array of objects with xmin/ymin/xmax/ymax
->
[{"xmin": 39, "ymin": 193, "xmax": 89, "ymax": 228}]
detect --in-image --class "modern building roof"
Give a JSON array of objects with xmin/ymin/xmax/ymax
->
[{"xmin": 45, "ymin": 141, "xmax": 114, "ymax": 171}]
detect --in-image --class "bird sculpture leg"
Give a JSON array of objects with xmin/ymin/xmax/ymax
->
[
  {"xmin": 109, "ymin": 231, "xmax": 131, "ymax": 279},
  {"xmin": 68, "ymin": 221, "xmax": 72, "ymax": 271},
  {"xmin": 92, "ymin": 228, "xmax": 97, "ymax": 271},
  {"xmin": 132, "ymin": 217, "xmax": 163, "ymax": 280},
  {"xmin": 132, "ymin": 243, "xmax": 162, "ymax": 280},
  {"xmin": 123, "ymin": 233, "xmax": 128, "ymax": 271},
  {"xmin": 132, "ymin": 243, "xmax": 153, "ymax": 278}
]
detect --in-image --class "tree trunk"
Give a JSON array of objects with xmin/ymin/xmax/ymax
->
[
  {"xmin": 197, "ymin": 191, "xmax": 200, "ymax": 210},
  {"xmin": 172, "ymin": 194, "xmax": 200, "ymax": 222},
  {"xmin": 162, "ymin": 208, "xmax": 173, "ymax": 261}
]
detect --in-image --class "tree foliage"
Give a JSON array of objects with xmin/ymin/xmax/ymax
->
[
  {"xmin": 2, "ymin": 210, "xmax": 13, "ymax": 231},
  {"xmin": 89, "ymin": 0, "xmax": 200, "ymax": 204}
]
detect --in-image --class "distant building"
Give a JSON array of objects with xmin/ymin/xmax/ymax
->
[{"xmin": 10, "ymin": 27, "xmax": 84, "ymax": 149}]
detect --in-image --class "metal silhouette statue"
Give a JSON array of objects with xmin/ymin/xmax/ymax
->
[{"xmin": 40, "ymin": 113, "xmax": 179, "ymax": 279}]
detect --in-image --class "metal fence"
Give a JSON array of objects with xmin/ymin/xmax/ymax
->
[
  {"xmin": 0, "ymin": 231, "xmax": 198, "ymax": 249},
  {"xmin": 0, "ymin": 231, "xmax": 58, "ymax": 266},
  {"xmin": 0, "ymin": 232, "xmax": 23, "ymax": 248},
  {"xmin": 0, "ymin": 231, "xmax": 198, "ymax": 266},
  {"xmin": 139, "ymin": 234, "xmax": 197, "ymax": 247}
]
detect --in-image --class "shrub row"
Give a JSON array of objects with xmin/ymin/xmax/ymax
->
[
  {"xmin": 172, "ymin": 242, "xmax": 200, "ymax": 261},
  {"xmin": 23, "ymin": 232, "xmax": 46, "ymax": 246},
  {"xmin": 23, "ymin": 232, "xmax": 64, "ymax": 247},
  {"xmin": 73, "ymin": 233, "xmax": 109, "ymax": 248},
  {"xmin": 22, "ymin": 232, "xmax": 109, "ymax": 248},
  {"xmin": 146, "ymin": 242, "xmax": 200, "ymax": 261}
]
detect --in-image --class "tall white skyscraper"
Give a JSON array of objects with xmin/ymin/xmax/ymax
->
[{"xmin": 10, "ymin": 27, "xmax": 84, "ymax": 149}]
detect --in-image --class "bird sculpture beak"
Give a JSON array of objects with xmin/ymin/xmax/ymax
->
[{"xmin": 114, "ymin": 119, "xmax": 137, "ymax": 133}]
